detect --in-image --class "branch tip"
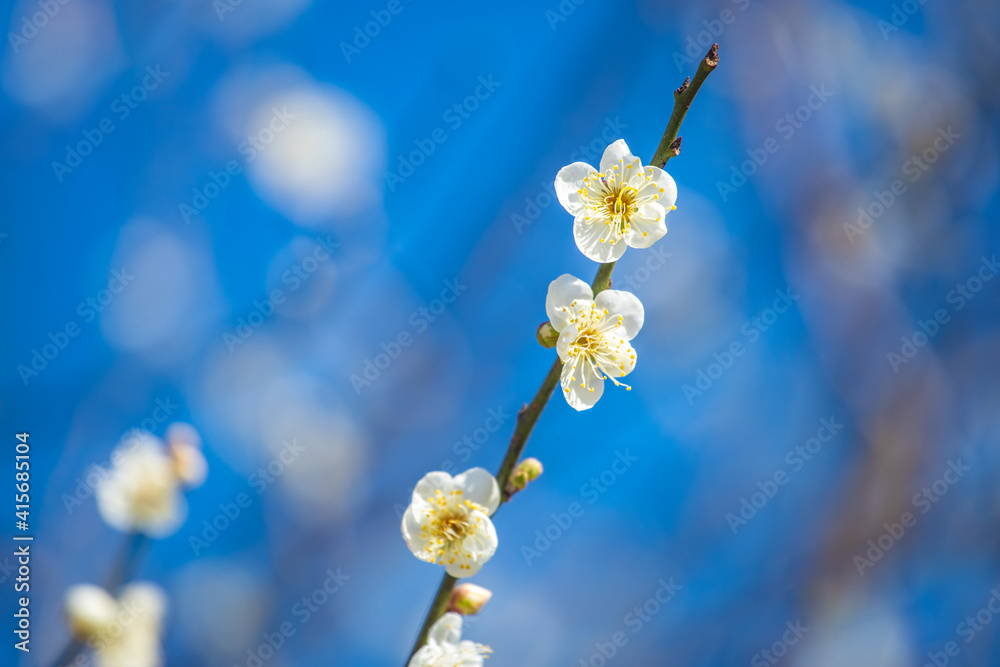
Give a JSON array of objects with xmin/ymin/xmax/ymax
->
[
  {"xmin": 705, "ymin": 43, "xmax": 719, "ymax": 67},
  {"xmin": 674, "ymin": 77, "xmax": 690, "ymax": 97}
]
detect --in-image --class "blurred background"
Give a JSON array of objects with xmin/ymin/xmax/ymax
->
[{"xmin": 1, "ymin": 0, "xmax": 999, "ymax": 664}]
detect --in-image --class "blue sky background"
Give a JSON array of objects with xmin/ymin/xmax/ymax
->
[{"xmin": 2, "ymin": 0, "xmax": 1000, "ymax": 665}]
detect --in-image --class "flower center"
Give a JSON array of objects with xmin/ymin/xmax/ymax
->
[
  {"xmin": 602, "ymin": 185, "xmax": 638, "ymax": 231},
  {"xmin": 562, "ymin": 302, "xmax": 631, "ymax": 395},
  {"xmin": 432, "ymin": 508, "xmax": 471, "ymax": 544}
]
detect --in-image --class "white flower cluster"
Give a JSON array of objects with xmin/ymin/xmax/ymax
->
[
  {"xmin": 64, "ymin": 582, "xmax": 167, "ymax": 667},
  {"xmin": 59, "ymin": 424, "xmax": 208, "ymax": 666},
  {"xmin": 96, "ymin": 424, "xmax": 207, "ymax": 537},
  {"xmin": 551, "ymin": 138, "xmax": 676, "ymax": 410},
  {"xmin": 401, "ymin": 140, "xmax": 677, "ymax": 660}
]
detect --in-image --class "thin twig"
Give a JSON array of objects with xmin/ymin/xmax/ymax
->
[{"xmin": 405, "ymin": 42, "xmax": 720, "ymax": 663}]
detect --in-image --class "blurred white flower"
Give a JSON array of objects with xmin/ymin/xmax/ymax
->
[
  {"xmin": 408, "ymin": 612, "xmax": 492, "ymax": 667},
  {"xmin": 401, "ymin": 469, "xmax": 500, "ymax": 578},
  {"xmin": 546, "ymin": 274, "xmax": 644, "ymax": 411},
  {"xmin": 64, "ymin": 582, "xmax": 166, "ymax": 667},
  {"xmin": 555, "ymin": 139, "xmax": 676, "ymax": 263},
  {"xmin": 96, "ymin": 430, "xmax": 206, "ymax": 537}
]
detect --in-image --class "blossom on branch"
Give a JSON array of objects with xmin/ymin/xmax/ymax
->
[
  {"xmin": 408, "ymin": 612, "xmax": 492, "ymax": 667},
  {"xmin": 555, "ymin": 139, "xmax": 677, "ymax": 263},
  {"xmin": 401, "ymin": 468, "xmax": 500, "ymax": 577},
  {"xmin": 546, "ymin": 274, "xmax": 644, "ymax": 410},
  {"xmin": 96, "ymin": 429, "xmax": 207, "ymax": 538}
]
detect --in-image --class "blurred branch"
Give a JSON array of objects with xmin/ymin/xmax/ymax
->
[{"xmin": 406, "ymin": 42, "xmax": 720, "ymax": 663}]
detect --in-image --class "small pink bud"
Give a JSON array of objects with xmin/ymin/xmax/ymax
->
[{"xmin": 449, "ymin": 583, "xmax": 492, "ymax": 615}]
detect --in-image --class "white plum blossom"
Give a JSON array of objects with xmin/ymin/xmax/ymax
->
[
  {"xmin": 64, "ymin": 582, "xmax": 167, "ymax": 667},
  {"xmin": 96, "ymin": 430, "xmax": 207, "ymax": 538},
  {"xmin": 408, "ymin": 612, "xmax": 492, "ymax": 667},
  {"xmin": 401, "ymin": 468, "xmax": 500, "ymax": 578},
  {"xmin": 555, "ymin": 139, "xmax": 677, "ymax": 263},
  {"xmin": 546, "ymin": 274, "xmax": 644, "ymax": 411}
]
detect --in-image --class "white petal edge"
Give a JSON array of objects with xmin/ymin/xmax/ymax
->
[
  {"xmin": 560, "ymin": 356, "xmax": 605, "ymax": 411},
  {"xmin": 546, "ymin": 274, "xmax": 593, "ymax": 332},
  {"xmin": 625, "ymin": 203, "xmax": 667, "ymax": 249},
  {"xmin": 453, "ymin": 468, "xmax": 501, "ymax": 514},
  {"xmin": 594, "ymin": 290, "xmax": 644, "ymax": 340},
  {"xmin": 428, "ymin": 612, "xmax": 463, "ymax": 646},
  {"xmin": 646, "ymin": 165, "xmax": 678, "ymax": 208},
  {"xmin": 413, "ymin": 471, "xmax": 454, "ymax": 503},
  {"xmin": 599, "ymin": 139, "xmax": 638, "ymax": 173},
  {"xmin": 554, "ymin": 162, "xmax": 593, "ymax": 215},
  {"xmin": 573, "ymin": 214, "xmax": 628, "ymax": 263}
]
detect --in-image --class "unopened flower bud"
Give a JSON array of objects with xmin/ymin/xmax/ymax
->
[
  {"xmin": 536, "ymin": 322, "xmax": 558, "ymax": 348},
  {"xmin": 505, "ymin": 457, "xmax": 543, "ymax": 497},
  {"xmin": 449, "ymin": 583, "xmax": 493, "ymax": 615},
  {"xmin": 169, "ymin": 441, "xmax": 207, "ymax": 489},
  {"xmin": 166, "ymin": 424, "xmax": 207, "ymax": 489}
]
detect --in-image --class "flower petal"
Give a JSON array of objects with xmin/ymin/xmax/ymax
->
[
  {"xmin": 413, "ymin": 471, "xmax": 454, "ymax": 503},
  {"xmin": 546, "ymin": 275, "xmax": 593, "ymax": 332},
  {"xmin": 401, "ymin": 505, "xmax": 433, "ymax": 562},
  {"xmin": 461, "ymin": 510, "xmax": 498, "ymax": 559},
  {"xmin": 624, "ymin": 203, "xmax": 667, "ymax": 249},
  {"xmin": 645, "ymin": 165, "xmax": 677, "ymax": 208},
  {"xmin": 573, "ymin": 214, "xmax": 627, "ymax": 263},
  {"xmin": 555, "ymin": 324, "xmax": 579, "ymax": 362},
  {"xmin": 595, "ymin": 290, "xmax": 644, "ymax": 340},
  {"xmin": 428, "ymin": 612, "xmax": 463, "ymax": 647},
  {"xmin": 596, "ymin": 334, "xmax": 637, "ymax": 379},
  {"xmin": 409, "ymin": 644, "xmax": 444, "ymax": 667},
  {"xmin": 599, "ymin": 139, "xmax": 638, "ymax": 173},
  {"xmin": 560, "ymin": 355, "xmax": 605, "ymax": 411},
  {"xmin": 446, "ymin": 556, "xmax": 485, "ymax": 578},
  {"xmin": 453, "ymin": 468, "xmax": 500, "ymax": 514},
  {"xmin": 554, "ymin": 162, "xmax": 594, "ymax": 215}
]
